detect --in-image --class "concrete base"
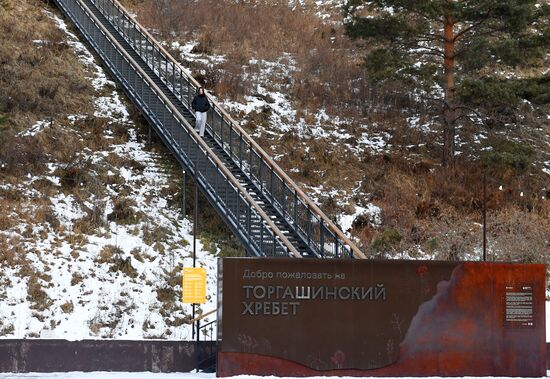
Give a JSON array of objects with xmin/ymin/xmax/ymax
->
[{"xmin": 0, "ymin": 339, "xmax": 214, "ymax": 373}]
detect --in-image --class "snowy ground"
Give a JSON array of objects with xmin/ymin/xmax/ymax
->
[
  {"xmin": 171, "ymin": 39, "xmax": 391, "ymax": 158},
  {"xmin": 2, "ymin": 0, "xmax": 549, "ymax": 344},
  {"xmin": 0, "ymin": 9, "xmax": 217, "ymax": 340},
  {"xmin": 0, "ymin": 373, "xmax": 549, "ymax": 379}
]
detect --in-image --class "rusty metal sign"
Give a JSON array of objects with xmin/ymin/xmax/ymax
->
[{"xmin": 217, "ymin": 258, "xmax": 546, "ymax": 377}]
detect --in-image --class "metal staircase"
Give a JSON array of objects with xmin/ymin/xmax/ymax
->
[{"xmin": 52, "ymin": 0, "xmax": 366, "ymax": 260}]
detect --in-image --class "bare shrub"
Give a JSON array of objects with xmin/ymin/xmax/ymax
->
[
  {"xmin": 109, "ymin": 256, "xmax": 138, "ymax": 278},
  {"xmin": 34, "ymin": 205, "xmax": 61, "ymax": 231},
  {"xmin": 156, "ymin": 286, "xmax": 177, "ymax": 303},
  {"xmin": 27, "ymin": 276, "xmax": 52, "ymax": 311},
  {"xmin": 142, "ymin": 224, "xmax": 171, "ymax": 246},
  {"xmin": 428, "ymin": 215, "xmax": 481, "ymax": 261},
  {"xmin": 0, "ymin": 133, "xmax": 48, "ymax": 176},
  {"xmin": 77, "ymin": 197, "xmax": 108, "ymax": 230},
  {"xmin": 0, "ymin": 204, "xmax": 17, "ymax": 231},
  {"xmin": 0, "ymin": 234, "xmax": 16, "ymax": 266},
  {"xmin": 97, "ymin": 244, "xmax": 123, "ymax": 264},
  {"xmin": 107, "ymin": 197, "xmax": 140, "ymax": 224},
  {"xmin": 379, "ymin": 170, "xmax": 419, "ymax": 232},
  {"xmin": 97, "ymin": 245, "xmax": 138, "ymax": 277},
  {"xmin": 55, "ymin": 159, "xmax": 92, "ymax": 190},
  {"xmin": 71, "ymin": 272, "xmax": 84, "ymax": 286},
  {"xmin": 61, "ymin": 301, "xmax": 74, "ymax": 314},
  {"xmin": 488, "ymin": 207, "xmax": 550, "ymax": 265},
  {"xmin": 130, "ymin": 247, "xmax": 145, "ymax": 263}
]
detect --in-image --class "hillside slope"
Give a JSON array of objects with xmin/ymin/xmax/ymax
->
[
  {"xmin": 0, "ymin": 0, "xmax": 217, "ymax": 339},
  {"xmin": 126, "ymin": 0, "xmax": 550, "ymax": 267},
  {"xmin": 0, "ymin": 0, "xmax": 548, "ymax": 340}
]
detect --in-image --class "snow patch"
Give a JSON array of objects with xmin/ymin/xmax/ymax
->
[{"xmin": 338, "ymin": 204, "xmax": 382, "ymax": 236}]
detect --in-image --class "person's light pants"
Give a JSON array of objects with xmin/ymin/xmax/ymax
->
[{"xmin": 195, "ymin": 111, "xmax": 207, "ymax": 137}]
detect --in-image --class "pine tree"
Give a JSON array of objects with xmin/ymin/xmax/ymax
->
[{"xmin": 344, "ymin": 0, "xmax": 550, "ymax": 166}]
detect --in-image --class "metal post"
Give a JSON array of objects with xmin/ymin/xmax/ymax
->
[
  {"xmin": 319, "ymin": 219, "xmax": 324, "ymax": 257},
  {"xmin": 239, "ymin": 136, "xmax": 243, "ymax": 168},
  {"xmin": 192, "ymin": 181, "xmax": 198, "ymax": 338},
  {"xmin": 270, "ymin": 169, "xmax": 274, "ymax": 204},
  {"xmin": 182, "ymin": 170, "xmax": 186, "ymax": 219},
  {"xmin": 187, "ymin": 80, "xmax": 191, "ymax": 106},
  {"xmin": 281, "ymin": 185, "xmax": 286, "ymax": 219},
  {"xmin": 195, "ymin": 318, "xmax": 200, "ymax": 372},
  {"xmin": 229, "ymin": 125, "xmax": 233, "ymax": 154},
  {"xmin": 293, "ymin": 189, "xmax": 298, "ymax": 225},
  {"xmin": 306, "ymin": 208, "xmax": 311, "ymax": 244},
  {"xmin": 259, "ymin": 160, "xmax": 263, "ymax": 191},
  {"xmin": 483, "ymin": 172, "xmax": 487, "ymax": 261},
  {"xmin": 220, "ymin": 114, "xmax": 224, "ymax": 143}
]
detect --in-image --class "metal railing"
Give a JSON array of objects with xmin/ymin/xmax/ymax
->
[
  {"xmin": 53, "ymin": 0, "xmax": 302, "ymax": 258},
  {"xmin": 196, "ymin": 319, "xmax": 217, "ymax": 372},
  {"xmin": 90, "ymin": 0, "xmax": 366, "ymax": 259}
]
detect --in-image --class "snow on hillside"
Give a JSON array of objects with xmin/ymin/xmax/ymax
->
[
  {"xmin": 168, "ymin": 39, "xmax": 387, "ymax": 230},
  {"xmin": 0, "ymin": 10, "xmax": 216, "ymax": 340},
  {"xmin": 289, "ymin": 0, "xmax": 346, "ymax": 20},
  {"xmin": 169, "ymin": 40, "xmax": 391, "ymax": 156},
  {"xmin": 2, "ymin": 2, "xmax": 548, "ymax": 343}
]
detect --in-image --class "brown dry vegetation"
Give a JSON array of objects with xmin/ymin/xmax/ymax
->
[
  {"xmin": 127, "ymin": 0, "xmax": 549, "ymax": 265},
  {"xmin": 132, "ymin": 0, "xmax": 376, "ymax": 113},
  {"xmin": 0, "ymin": 0, "xmax": 93, "ymax": 130},
  {"xmin": 0, "ymin": 0, "xmax": 546, "ymax": 280},
  {"xmin": 355, "ymin": 160, "xmax": 550, "ymax": 262}
]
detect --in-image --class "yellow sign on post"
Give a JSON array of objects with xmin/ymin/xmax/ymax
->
[{"xmin": 182, "ymin": 267, "xmax": 206, "ymax": 304}]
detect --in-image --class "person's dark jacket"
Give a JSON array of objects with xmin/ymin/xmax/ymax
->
[{"xmin": 192, "ymin": 94, "xmax": 211, "ymax": 113}]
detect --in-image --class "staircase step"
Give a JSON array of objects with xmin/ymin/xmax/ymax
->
[{"xmin": 73, "ymin": 0, "xmax": 319, "ymax": 258}]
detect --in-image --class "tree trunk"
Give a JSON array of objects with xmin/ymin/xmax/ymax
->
[{"xmin": 443, "ymin": 16, "xmax": 456, "ymax": 167}]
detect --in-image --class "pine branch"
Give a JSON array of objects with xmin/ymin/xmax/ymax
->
[
  {"xmin": 409, "ymin": 49, "xmax": 444, "ymax": 58},
  {"xmin": 452, "ymin": 105, "xmax": 486, "ymax": 126},
  {"xmin": 418, "ymin": 33, "xmax": 446, "ymax": 43},
  {"xmin": 409, "ymin": 8, "xmax": 442, "ymax": 23},
  {"xmin": 456, "ymin": 25, "xmax": 510, "ymax": 46},
  {"xmin": 453, "ymin": 16, "xmax": 490, "ymax": 42}
]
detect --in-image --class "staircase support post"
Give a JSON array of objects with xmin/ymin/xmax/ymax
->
[
  {"xmin": 195, "ymin": 318, "xmax": 201, "ymax": 372},
  {"xmin": 192, "ymin": 180, "xmax": 199, "ymax": 338},
  {"xmin": 182, "ymin": 170, "xmax": 186, "ymax": 219}
]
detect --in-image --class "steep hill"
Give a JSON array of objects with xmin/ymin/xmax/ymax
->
[
  {"xmin": 126, "ymin": 0, "xmax": 550, "ymax": 264},
  {"xmin": 0, "ymin": 0, "xmax": 218, "ymax": 339},
  {"xmin": 0, "ymin": 0, "xmax": 548, "ymax": 340}
]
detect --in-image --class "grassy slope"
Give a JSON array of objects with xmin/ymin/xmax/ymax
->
[
  {"xmin": 0, "ymin": 0, "xmax": 224, "ymax": 338},
  {"xmin": 125, "ymin": 0, "xmax": 550, "ymax": 268}
]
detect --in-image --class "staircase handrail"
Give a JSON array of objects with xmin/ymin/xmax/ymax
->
[
  {"xmin": 95, "ymin": 0, "xmax": 365, "ymax": 259},
  {"xmin": 76, "ymin": 0, "xmax": 302, "ymax": 258}
]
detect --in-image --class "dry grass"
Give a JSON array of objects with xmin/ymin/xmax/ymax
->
[
  {"xmin": 488, "ymin": 207, "xmax": 550, "ymax": 264},
  {"xmin": 0, "ymin": 0, "xmax": 93, "ymax": 130},
  {"xmin": 0, "ymin": 321, "xmax": 15, "ymax": 336},
  {"xmin": 97, "ymin": 244, "xmax": 123, "ymax": 264},
  {"xmin": 71, "ymin": 272, "xmax": 84, "ymax": 286},
  {"xmin": 107, "ymin": 197, "xmax": 141, "ymax": 224},
  {"xmin": 109, "ymin": 256, "xmax": 138, "ymax": 278},
  {"xmin": 27, "ymin": 275, "xmax": 52, "ymax": 311},
  {"xmin": 134, "ymin": 0, "xmax": 374, "ymax": 113},
  {"xmin": 351, "ymin": 159, "xmax": 550, "ymax": 262}
]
